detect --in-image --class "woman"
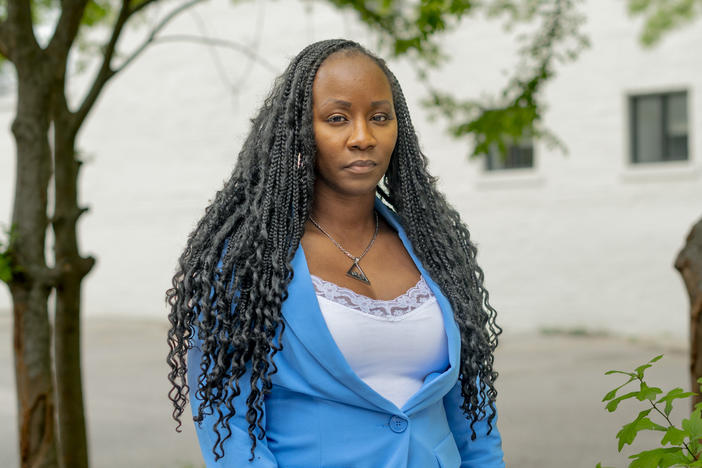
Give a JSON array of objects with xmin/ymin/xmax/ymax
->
[{"xmin": 166, "ymin": 39, "xmax": 504, "ymax": 468}]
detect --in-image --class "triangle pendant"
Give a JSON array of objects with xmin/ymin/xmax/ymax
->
[{"xmin": 346, "ymin": 262, "xmax": 370, "ymax": 285}]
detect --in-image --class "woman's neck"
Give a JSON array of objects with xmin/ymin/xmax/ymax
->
[{"xmin": 309, "ymin": 187, "xmax": 377, "ymax": 239}]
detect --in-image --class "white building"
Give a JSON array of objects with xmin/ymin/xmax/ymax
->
[{"xmin": 0, "ymin": 0, "xmax": 699, "ymax": 340}]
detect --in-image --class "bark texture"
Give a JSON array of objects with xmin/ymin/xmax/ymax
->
[
  {"xmin": 5, "ymin": 1, "xmax": 94, "ymax": 465},
  {"xmin": 10, "ymin": 53, "xmax": 59, "ymax": 468},
  {"xmin": 675, "ymin": 217, "xmax": 702, "ymax": 408},
  {"xmin": 2, "ymin": 0, "xmax": 167, "ymax": 463},
  {"xmin": 52, "ymin": 93, "xmax": 95, "ymax": 468}
]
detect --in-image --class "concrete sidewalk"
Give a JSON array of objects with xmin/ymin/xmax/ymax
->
[{"xmin": 0, "ymin": 314, "xmax": 688, "ymax": 468}]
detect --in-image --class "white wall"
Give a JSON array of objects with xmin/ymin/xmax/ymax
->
[{"xmin": 0, "ymin": 0, "xmax": 699, "ymax": 339}]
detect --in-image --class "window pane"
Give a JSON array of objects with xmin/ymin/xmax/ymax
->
[
  {"xmin": 667, "ymin": 93, "xmax": 688, "ymax": 136},
  {"xmin": 514, "ymin": 145, "xmax": 533, "ymax": 168},
  {"xmin": 486, "ymin": 141, "xmax": 533, "ymax": 170},
  {"xmin": 667, "ymin": 135, "xmax": 688, "ymax": 160},
  {"xmin": 633, "ymin": 96, "xmax": 663, "ymax": 162},
  {"xmin": 487, "ymin": 144, "xmax": 505, "ymax": 170}
]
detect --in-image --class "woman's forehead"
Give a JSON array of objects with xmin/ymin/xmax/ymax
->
[{"xmin": 312, "ymin": 53, "xmax": 393, "ymax": 102}]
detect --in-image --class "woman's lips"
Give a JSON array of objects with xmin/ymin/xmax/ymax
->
[{"xmin": 345, "ymin": 160, "xmax": 377, "ymax": 174}]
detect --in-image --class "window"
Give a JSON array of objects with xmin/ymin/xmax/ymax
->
[
  {"xmin": 629, "ymin": 91, "xmax": 688, "ymax": 163},
  {"xmin": 485, "ymin": 137, "xmax": 534, "ymax": 171}
]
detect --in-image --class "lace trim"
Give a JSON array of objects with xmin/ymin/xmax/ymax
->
[{"xmin": 310, "ymin": 274, "xmax": 434, "ymax": 318}]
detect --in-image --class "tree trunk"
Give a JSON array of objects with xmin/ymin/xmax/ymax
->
[
  {"xmin": 675, "ymin": 217, "xmax": 702, "ymax": 408},
  {"xmin": 9, "ymin": 58, "xmax": 59, "ymax": 468},
  {"xmin": 51, "ymin": 99, "xmax": 94, "ymax": 468}
]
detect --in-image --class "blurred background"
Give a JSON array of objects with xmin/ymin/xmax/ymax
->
[{"xmin": 0, "ymin": 0, "xmax": 699, "ymax": 467}]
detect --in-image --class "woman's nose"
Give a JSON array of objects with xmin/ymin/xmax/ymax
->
[{"xmin": 347, "ymin": 120, "xmax": 377, "ymax": 150}]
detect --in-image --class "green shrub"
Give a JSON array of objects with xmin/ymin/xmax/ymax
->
[{"xmin": 598, "ymin": 355, "xmax": 701, "ymax": 468}]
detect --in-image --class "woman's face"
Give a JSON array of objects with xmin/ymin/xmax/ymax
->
[{"xmin": 311, "ymin": 52, "xmax": 398, "ymax": 198}]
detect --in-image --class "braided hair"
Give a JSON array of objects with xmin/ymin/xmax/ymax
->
[{"xmin": 166, "ymin": 38, "xmax": 502, "ymax": 461}]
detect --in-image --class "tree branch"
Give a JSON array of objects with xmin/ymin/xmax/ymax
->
[
  {"xmin": 5, "ymin": 0, "xmax": 41, "ymax": 64},
  {"xmin": 72, "ymin": 0, "xmax": 203, "ymax": 132},
  {"xmin": 130, "ymin": 0, "xmax": 163, "ymax": 16},
  {"xmin": 112, "ymin": 0, "xmax": 206, "ymax": 75},
  {"xmin": 151, "ymin": 34, "xmax": 278, "ymax": 73},
  {"xmin": 46, "ymin": 0, "xmax": 89, "ymax": 59},
  {"xmin": 71, "ymin": 0, "xmax": 131, "ymax": 131}
]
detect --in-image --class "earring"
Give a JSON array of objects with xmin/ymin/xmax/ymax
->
[{"xmin": 297, "ymin": 152, "xmax": 302, "ymax": 169}]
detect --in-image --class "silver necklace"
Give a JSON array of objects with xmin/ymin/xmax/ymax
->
[{"xmin": 308, "ymin": 210, "xmax": 379, "ymax": 285}]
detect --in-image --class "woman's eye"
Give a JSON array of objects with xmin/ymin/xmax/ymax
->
[
  {"xmin": 372, "ymin": 114, "xmax": 390, "ymax": 122},
  {"xmin": 327, "ymin": 115, "xmax": 347, "ymax": 123}
]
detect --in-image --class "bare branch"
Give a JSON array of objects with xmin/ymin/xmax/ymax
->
[
  {"xmin": 73, "ymin": 0, "xmax": 203, "ymax": 132},
  {"xmin": 5, "ymin": 0, "xmax": 41, "ymax": 64},
  {"xmin": 131, "ymin": 0, "xmax": 162, "ymax": 17},
  {"xmin": 151, "ymin": 34, "xmax": 278, "ymax": 73},
  {"xmin": 72, "ymin": 0, "xmax": 130, "ymax": 130},
  {"xmin": 46, "ymin": 0, "xmax": 89, "ymax": 58},
  {"xmin": 112, "ymin": 0, "xmax": 206, "ymax": 75}
]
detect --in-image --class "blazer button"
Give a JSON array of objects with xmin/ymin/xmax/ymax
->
[{"xmin": 388, "ymin": 415, "xmax": 408, "ymax": 433}]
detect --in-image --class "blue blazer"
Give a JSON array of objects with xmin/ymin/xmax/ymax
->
[{"xmin": 188, "ymin": 197, "xmax": 505, "ymax": 468}]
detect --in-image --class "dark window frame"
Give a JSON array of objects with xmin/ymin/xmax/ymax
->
[
  {"xmin": 484, "ymin": 137, "xmax": 534, "ymax": 171},
  {"xmin": 629, "ymin": 91, "xmax": 688, "ymax": 164}
]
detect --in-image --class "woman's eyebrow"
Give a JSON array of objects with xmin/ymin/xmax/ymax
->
[
  {"xmin": 319, "ymin": 99, "xmax": 392, "ymax": 108},
  {"xmin": 370, "ymin": 100, "xmax": 392, "ymax": 107},
  {"xmin": 321, "ymin": 99, "xmax": 352, "ymax": 108}
]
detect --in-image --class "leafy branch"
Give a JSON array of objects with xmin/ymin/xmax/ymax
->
[
  {"xmin": 421, "ymin": 0, "xmax": 590, "ymax": 160},
  {"xmin": 598, "ymin": 355, "xmax": 702, "ymax": 468},
  {"xmin": 627, "ymin": 0, "xmax": 702, "ymax": 47}
]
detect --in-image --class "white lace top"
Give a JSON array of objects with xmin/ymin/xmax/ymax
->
[
  {"xmin": 311, "ymin": 275, "xmax": 449, "ymax": 408},
  {"xmin": 310, "ymin": 274, "xmax": 434, "ymax": 320}
]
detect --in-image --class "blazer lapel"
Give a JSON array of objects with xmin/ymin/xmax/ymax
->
[
  {"xmin": 373, "ymin": 198, "xmax": 461, "ymax": 414},
  {"xmin": 281, "ymin": 197, "xmax": 461, "ymax": 415},
  {"xmin": 283, "ymin": 244, "xmax": 400, "ymax": 414}
]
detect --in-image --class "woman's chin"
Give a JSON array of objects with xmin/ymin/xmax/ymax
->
[{"xmin": 315, "ymin": 177, "xmax": 384, "ymax": 199}]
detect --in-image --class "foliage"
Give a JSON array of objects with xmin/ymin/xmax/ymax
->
[
  {"xmin": 422, "ymin": 0, "xmax": 590, "ymax": 159},
  {"xmin": 327, "ymin": 0, "xmax": 473, "ymax": 64},
  {"xmin": 627, "ymin": 0, "xmax": 702, "ymax": 46},
  {"xmin": 597, "ymin": 355, "xmax": 702, "ymax": 468}
]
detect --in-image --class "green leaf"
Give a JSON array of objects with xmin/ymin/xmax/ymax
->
[
  {"xmin": 627, "ymin": 447, "xmax": 686, "ymax": 468},
  {"xmin": 634, "ymin": 355, "xmax": 662, "ymax": 378},
  {"xmin": 657, "ymin": 387, "xmax": 696, "ymax": 416},
  {"xmin": 603, "ymin": 375, "xmax": 637, "ymax": 402},
  {"xmin": 606, "ymin": 370, "xmax": 637, "ymax": 377},
  {"xmin": 0, "ymin": 256, "xmax": 12, "ymax": 283},
  {"xmin": 660, "ymin": 426, "xmax": 688, "ymax": 446},
  {"xmin": 649, "ymin": 354, "xmax": 664, "ymax": 363},
  {"xmin": 607, "ymin": 391, "xmax": 641, "ymax": 412},
  {"xmin": 602, "ymin": 388, "xmax": 618, "ymax": 402},
  {"xmin": 81, "ymin": 0, "xmax": 110, "ymax": 26},
  {"xmin": 635, "ymin": 363, "xmax": 652, "ymax": 378},
  {"xmin": 0, "ymin": 227, "xmax": 12, "ymax": 283},
  {"xmin": 617, "ymin": 409, "xmax": 666, "ymax": 452},
  {"xmin": 637, "ymin": 381, "xmax": 663, "ymax": 402},
  {"xmin": 627, "ymin": 0, "xmax": 702, "ymax": 47},
  {"xmin": 690, "ymin": 436, "xmax": 702, "ymax": 460},
  {"xmin": 659, "ymin": 447, "xmax": 693, "ymax": 468},
  {"xmin": 682, "ymin": 408, "xmax": 702, "ymax": 442}
]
